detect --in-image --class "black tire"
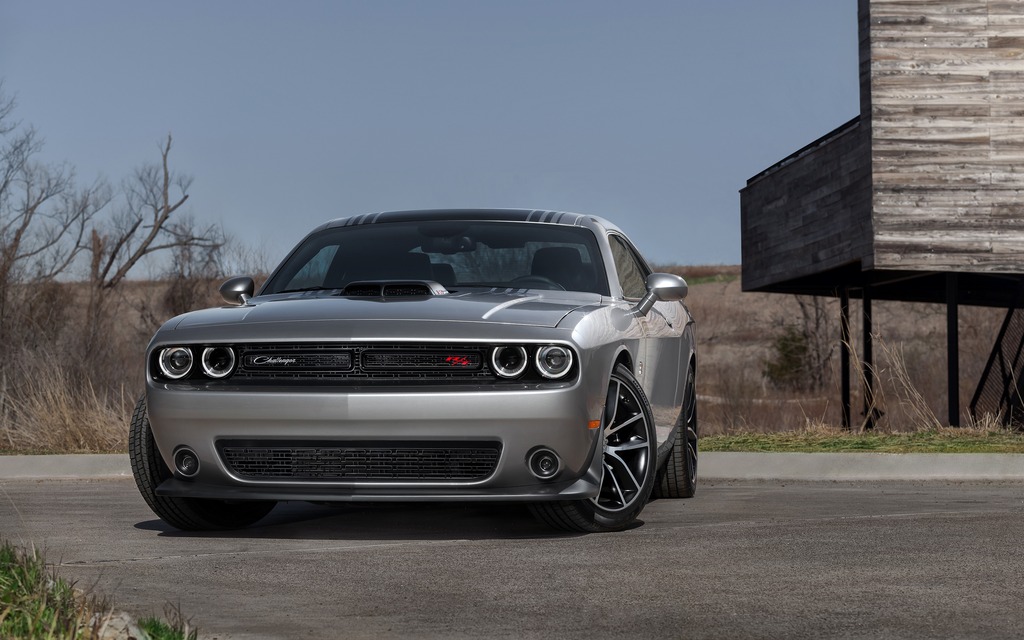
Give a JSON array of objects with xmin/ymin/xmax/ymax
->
[
  {"xmin": 530, "ymin": 364, "xmax": 657, "ymax": 532},
  {"xmin": 653, "ymin": 363, "xmax": 697, "ymax": 499},
  {"xmin": 128, "ymin": 395, "xmax": 276, "ymax": 531}
]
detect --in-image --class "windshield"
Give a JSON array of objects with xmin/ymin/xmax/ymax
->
[{"xmin": 262, "ymin": 220, "xmax": 609, "ymax": 295}]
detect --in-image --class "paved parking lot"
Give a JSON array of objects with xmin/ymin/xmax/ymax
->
[{"xmin": 1, "ymin": 477, "xmax": 1022, "ymax": 639}]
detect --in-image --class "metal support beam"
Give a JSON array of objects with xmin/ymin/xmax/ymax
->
[
  {"xmin": 947, "ymin": 274, "xmax": 960, "ymax": 427},
  {"xmin": 841, "ymin": 288, "xmax": 851, "ymax": 430}
]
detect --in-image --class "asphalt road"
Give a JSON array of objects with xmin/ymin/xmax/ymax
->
[{"xmin": 1, "ymin": 478, "xmax": 1023, "ymax": 640}]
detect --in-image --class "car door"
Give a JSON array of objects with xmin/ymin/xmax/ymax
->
[{"xmin": 608, "ymin": 234, "xmax": 685, "ymax": 435}]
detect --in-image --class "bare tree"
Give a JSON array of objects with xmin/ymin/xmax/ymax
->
[
  {"xmin": 162, "ymin": 213, "xmax": 228, "ymax": 316},
  {"xmin": 796, "ymin": 295, "xmax": 837, "ymax": 391},
  {"xmin": 87, "ymin": 134, "xmax": 223, "ymax": 335},
  {"xmin": 91, "ymin": 135, "xmax": 205, "ymax": 289},
  {"xmin": 0, "ymin": 86, "xmax": 111, "ymax": 344}
]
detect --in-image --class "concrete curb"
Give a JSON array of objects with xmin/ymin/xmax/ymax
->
[
  {"xmin": 2, "ymin": 452, "xmax": 1024, "ymax": 481},
  {"xmin": 0, "ymin": 454, "xmax": 132, "ymax": 479}
]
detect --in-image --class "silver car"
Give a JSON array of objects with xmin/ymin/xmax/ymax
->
[{"xmin": 130, "ymin": 209, "xmax": 697, "ymax": 532}]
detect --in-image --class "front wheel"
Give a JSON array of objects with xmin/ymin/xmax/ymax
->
[
  {"xmin": 530, "ymin": 364, "xmax": 657, "ymax": 532},
  {"xmin": 128, "ymin": 395, "xmax": 276, "ymax": 531}
]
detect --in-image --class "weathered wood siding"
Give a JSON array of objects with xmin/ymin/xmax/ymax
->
[
  {"xmin": 868, "ymin": 0, "xmax": 1024, "ymax": 272},
  {"xmin": 741, "ymin": 121, "xmax": 872, "ymax": 292}
]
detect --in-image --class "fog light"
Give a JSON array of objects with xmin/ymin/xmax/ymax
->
[
  {"xmin": 528, "ymin": 448, "xmax": 562, "ymax": 480},
  {"xmin": 174, "ymin": 448, "xmax": 200, "ymax": 478}
]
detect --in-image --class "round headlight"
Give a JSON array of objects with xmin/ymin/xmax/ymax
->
[
  {"xmin": 535, "ymin": 345, "xmax": 573, "ymax": 379},
  {"xmin": 201, "ymin": 346, "xmax": 236, "ymax": 379},
  {"xmin": 491, "ymin": 345, "xmax": 528, "ymax": 378},
  {"xmin": 159, "ymin": 347, "xmax": 193, "ymax": 379}
]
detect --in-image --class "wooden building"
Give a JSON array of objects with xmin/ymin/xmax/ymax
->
[{"xmin": 740, "ymin": 0, "xmax": 1024, "ymax": 427}]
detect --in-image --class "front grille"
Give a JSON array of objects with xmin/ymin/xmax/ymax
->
[
  {"xmin": 232, "ymin": 343, "xmax": 495, "ymax": 383},
  {"xmin": 219, "ymin": 441, "xmax": 501, "ymax": 482},
  {"xmin": 362, "ymin": 351, "xmax": 482, "ymax": 371},
  {"xmin": 241, "ymin": 349, "xmax": 353, "ymax": 373}
]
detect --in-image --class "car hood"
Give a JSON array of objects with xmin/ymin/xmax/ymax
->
[{"xmin": 170, "ymin": 291, "xmax": 605, "ymax": 331}]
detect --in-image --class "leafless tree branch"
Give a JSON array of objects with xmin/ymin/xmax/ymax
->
[
  {"xmin": 0, "ymin": 84, "xmax": 112, "ymax": 344},
  {"xmin": 92, "ymin": 134, "xmax": 199, "ymax": 291}
]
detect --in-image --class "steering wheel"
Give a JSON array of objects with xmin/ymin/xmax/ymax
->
[{"xmin": 510, "ymin": 275, "xmax": 565, "ymax": 291}]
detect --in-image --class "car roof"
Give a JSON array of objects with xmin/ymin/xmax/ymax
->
[{"xmin": 316, "ymin": 208, "xmax": 623, "ymax": 237}]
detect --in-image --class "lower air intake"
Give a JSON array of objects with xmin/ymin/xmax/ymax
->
[{"xmin": 219, "ymin": 442, "xmax": 500, "ymax": 482}]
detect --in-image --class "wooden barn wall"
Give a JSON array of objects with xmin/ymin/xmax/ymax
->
[
  {"xmin": 868, "ymin": 0, "xmax": 1024, "ymax": 272},
  {"xmin": 740, "ymin": 123, "xmax": 872, "ymax": 292}
]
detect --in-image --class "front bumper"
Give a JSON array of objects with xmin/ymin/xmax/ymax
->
[{"xmin": 146, "ymin": 381, "xmax": 605, "ymax": 502}]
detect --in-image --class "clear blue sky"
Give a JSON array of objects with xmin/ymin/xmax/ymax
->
[{"xmin": 0, "ymin": 1, "xmax": 858, "ymax": 267}]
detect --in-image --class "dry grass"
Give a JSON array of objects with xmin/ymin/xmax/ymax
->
[
  {"xmin": 0, "ymin": 281, "xmax": 160, "ymax": 454},
  {"xmin": 657, "ymin": 264, "xmax": 741, "ymax": 284},
  {"xmin": 0, "ymin": 363, "xmax": 128, "ymax": 453},
  {"xmin": 875, "ymin": 339, "xmax": 944, "ymax": 432}
]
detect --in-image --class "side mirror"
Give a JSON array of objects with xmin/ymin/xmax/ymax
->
[
  {"xmin": 631, "ymin": 273, "xmax": 688, "ymax": 317},
  {"xmin": 220, "ymin": 276, "xmax": 255, "ymax": 306}
]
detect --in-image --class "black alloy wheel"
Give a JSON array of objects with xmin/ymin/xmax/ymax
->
[{"xmin": 530, "ymin": 364, "xmax": 657, "ymax": 532}]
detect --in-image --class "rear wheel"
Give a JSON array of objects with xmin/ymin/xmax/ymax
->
[
  {"xmin": 129, "ymin": 395, "xmax": 276, "ymax": 531},
  {"xmin": 530, "ymin": 364, "xmax": 657, "ymax": 532},
  {"xmin": 653, "ymin": 363, "xmax": 697, "ymax": 499}
]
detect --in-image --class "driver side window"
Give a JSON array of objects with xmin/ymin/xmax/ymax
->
[{"xmin": 609, "ymin": 235, "xmax": 649, "ymax": 299}]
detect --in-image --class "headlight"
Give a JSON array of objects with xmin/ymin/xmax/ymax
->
[
  {"xmin": 491, "ymin": 346, "xmax": 528, "ymax": 378},
  {"xmin": 535, "ymin": 345, "xmax": 573, "ymax": 379},
  {"xmin": 159, "ymin": 347, "xmax": 193, "ymax": 379},
  {"xmin": 201, "ymin": 346, "xmax": 236, "ymax": 379}
]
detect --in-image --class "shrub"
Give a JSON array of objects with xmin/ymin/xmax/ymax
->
[{"xmin": 763, "ymin": 325, "xmax": 814, "ymax": 391}]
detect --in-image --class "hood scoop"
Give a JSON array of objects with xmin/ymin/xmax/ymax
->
[{"xmin": 340, "ymin": 280, "xmax": 449, "ymax": 298}]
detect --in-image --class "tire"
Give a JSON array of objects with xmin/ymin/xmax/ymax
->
[
  {"xmin": 128, "ymin": 395, "xmax": 276, "ymax": 531},
  {"xmin": 652, "ymin": 363, "xmax": 697, "ymax": 499},
  {"xmin": 530, "ymin": 364, "xmax": 657, "ymax": 532}
]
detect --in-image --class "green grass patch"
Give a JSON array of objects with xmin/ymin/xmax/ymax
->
[
  {"xmin": 139, "ymin": 615, "xmax": 198, "ymax": 640},
  {"xmin": 0, "ymin": 540, "xmax": 92, "ymax": 639},
  {"xmin": 701, "ymin": 428, "xmax": 1024, "ymax": 454},
  {"xmin": 0, "ymin": 539, "xmax": 195, "ymax": 640}
]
